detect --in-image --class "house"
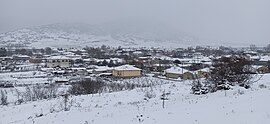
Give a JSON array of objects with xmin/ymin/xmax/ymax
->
[
  {"xmin": 253, "ymin": 55, "xmax": 270, "ymax": 65},
  {"xmin": 112, "ymin": 64, "xmax": 141, "ymax": 78},
  {"xmin": 164, "ymin": 66, "xmax": 194, "ymax": 80},
  {"xmin": 195, "ymin": 68, "xmax": 210, "ymax": 78},
  {"xmin": 46, "ymin": 56, "xmax": 71, "ymax": 68}
]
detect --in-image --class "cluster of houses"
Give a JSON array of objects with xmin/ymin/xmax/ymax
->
[
  {"xmin": 1, "ymin": 46, "xmax": 270, "ymax": 83},
  {"xmin": 42, "ymin": 54, "xmax": 142, "ymax": 78},
  {"xmin": 43, "ymin": 54, "xmax": 212, "ymax": 80},
  {"xmin": 164, "ymin": 66, "xmax": 210, "ymax": 80}
]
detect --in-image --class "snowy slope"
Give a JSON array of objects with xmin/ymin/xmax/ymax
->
[
  {"xmin": 1, "ymin": 74, "xmax": 270, "ymax": 124},
  {"xmin": 0, "ymin": 23, "xmax": 205, "ymax": 49}
]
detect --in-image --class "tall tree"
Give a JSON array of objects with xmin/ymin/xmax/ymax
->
[
  {"xmin": 45, "ymin": 47, "xmax": 52, "ymax": 55},
  {"xmin": 210, "ymin": 55, "xmax": 253, "ymax": 90}
]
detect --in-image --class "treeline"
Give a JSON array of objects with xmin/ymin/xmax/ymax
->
[{"xmin": 0, "ymin": 47, "xmax": 54, "ymax": 57}]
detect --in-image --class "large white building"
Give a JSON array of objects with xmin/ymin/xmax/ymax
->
[{"xmin": 46, "ymin": 56, "xmax": 71, "ymax": 68}]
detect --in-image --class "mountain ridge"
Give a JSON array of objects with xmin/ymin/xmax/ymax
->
[{"xmin": 0, "ymin": 23, "xmax": 205, "ymax": 49}]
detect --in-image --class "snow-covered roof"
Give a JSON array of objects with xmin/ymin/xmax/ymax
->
[
  {"xmin": 178, "ymin": 64, "xmax": 192, "ymax": 67},
  {"xmin": 252, "ymin": 65, "xmax": 264, "ymax": 69},
  {"xmin": 165, "ymin": 66, "xmax": 189, "ymax": 75},
  {"xmin": 71, "ymin": 67, "xmax": 86, "ymax": 70},
  {"xmin": 249, "ymin": 55, "xmax": 261, "ymax": 60},
  {"xmin": 54, "ymin": 77, "xmax": 69, "ymax": 82},
  {"xmin": 198, "ymin": 67, "xmax": 210, "ymax": 72},
  {"xmin": 47, "ymin": 56, "xmax": 70, "ymax": 60},
  {"xmin": 173, "ymin": 56, "xmax": 211, "ymax": 64},
  {"xmin": 260, "ymin": 55, "xmax": 270, "ymax": 61},
  {"xmin": 152, "ymin": 64, "xmax": 174, "ymax": 67},
  {"xmin": 97, "ymin": 73, "xmax": 112, "ymax": 76},
  {"xmin": 95, "ymin": 58, "xmax": 124, "ymax": 63},
  {"xmin": 114, "ymin": 64, "xmax": 141, "ymax": 71},
  {"xmin": 12, "ymin": 55, "xmax": 30, "ymax": 58},
  {"xmin": 94, "ymin": 66, "xmax": 112, "ymax": 72},
  {"xmin": 244, "ymin": 51, "xmax": 258, "ymax": 54},
  {"xmin": 62, "ymin": 51, "xmax": 75, "ymax": 55},
  {"xmin": 52, "ymin": 70, "xmax": 65, "ymax": 73},
  {"xmin": 40, "ymin": 68, "xmax": 54, "ymax": 71}
]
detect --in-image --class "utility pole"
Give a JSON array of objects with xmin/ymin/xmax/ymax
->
[{"xmin": 160, "ymin": 90, "xmax": 169, "ymax": 108}]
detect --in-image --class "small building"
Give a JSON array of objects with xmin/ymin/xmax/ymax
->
[
  {"xmin": 164, "ymin": 66, "xmax": 194, "ymax": 80},
  {"xmin": 195, "ymin": 68, "xmax": 210, "ymax": 78},
  {"xmin": 46, "ymin": 56, "xmax": 71, "ymax": 68},
  {"xmin": 112, "ymin": 64, "xmax": 141, "ymax": 78},
  {"xmin": 253, "ymin": 55, "xmax": 270, "ymax": 65}
]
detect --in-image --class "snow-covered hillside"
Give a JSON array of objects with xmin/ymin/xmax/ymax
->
[
  {"xmin": 1, "ymin": 74, "xmax": 270, "ymax": 124},
  {"xmin": 0, "ymin": 23, "xmax": 204, "ymax": 49}
]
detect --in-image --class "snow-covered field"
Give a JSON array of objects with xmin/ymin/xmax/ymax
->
[
  {"xmin": 0, "ymin": 71, "xmax": 48, "ymax": 85},
  {"xmin": 1, "ymin": 74, "xmax": 270, "ymax": 124}
]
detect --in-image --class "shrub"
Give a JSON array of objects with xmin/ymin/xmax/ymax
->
[
  {"xmin": 144, "ymin": 90, "xmax": 156, "ymax": 99},
  {"xmin": 191, "ymin": 79, "xmax": 212, "ymax": 95},
  {"xmin": 13, "ymin": 84, "xmax": 59, "ymax": 103},
  {"xmin": 68, "ymin": 79, "xmax": 105, "ymax": 95}
]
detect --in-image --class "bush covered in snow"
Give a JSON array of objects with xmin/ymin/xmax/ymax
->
[
  {"xmin": 69, "ymin": 77, "xmax": 171, "ymax": 95},
  {"xmin": 68, "ymin": 79, "xmax": 105, "ymax": 95},
  {"xmin": 14, "ymin": 84, "xmax": 59, "ymax": 104}
]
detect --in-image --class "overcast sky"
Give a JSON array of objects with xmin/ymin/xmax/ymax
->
[{"xmin": 1, "ymin": 0, "xmax": 270, "ymax": 45}]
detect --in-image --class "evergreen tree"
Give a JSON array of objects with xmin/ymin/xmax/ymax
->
[
  {"xmin": 0, "ymin": 48, "xmax": 7, "ymax": 57},
  {"xmin": 209, "ymin": 55, "xmax": 253, "ymax": 90}
]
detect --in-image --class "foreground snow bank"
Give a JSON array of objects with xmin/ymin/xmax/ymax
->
[{"xmin": 1, "ymin": 75, "xmax": 270, "ymax": 124}]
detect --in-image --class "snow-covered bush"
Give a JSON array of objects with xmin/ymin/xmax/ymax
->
[
  {"xmin": 259, "ymin": 84, "xmax": 267, "ymax": 89},
  {"xmin": 191, "ymin": 79, "xmax": 211, "ymax": 95},
  {"xmin": 13, "ymin": 84, "xmax": 59, "ymax": 103},
  {"xmin": 68, "ymin": 79, "xmax": 105, "ymax": 95},
  {"xmin": 144, "ymin": 90, "xmax": 156, "ymax": 100}
]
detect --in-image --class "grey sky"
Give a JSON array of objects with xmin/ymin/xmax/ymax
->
[{"xmin": 1, "ymin": 0, "xmax": 270, "ymax": 45}]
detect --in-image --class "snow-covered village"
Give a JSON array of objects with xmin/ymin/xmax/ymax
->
[
  {"xmin": 1, "ymin": 0, "xmax": 270, "ymax": 124},
  {"xmin": 1, "ymin": 45, "xmax": 270, "ymax": 124}
]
